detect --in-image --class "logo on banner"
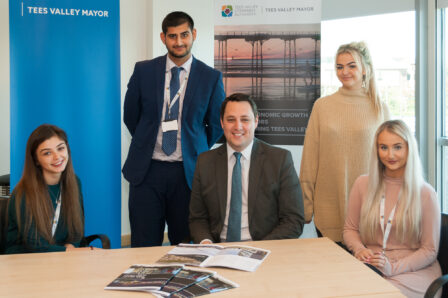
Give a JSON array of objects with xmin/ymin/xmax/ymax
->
[
  {"xmin": 220, "ymin": 5, "xmax": 259, "ymax": 17},
  {"xmin": 221, "ymin": 5, "xmax": 233, "ymax": 17}
]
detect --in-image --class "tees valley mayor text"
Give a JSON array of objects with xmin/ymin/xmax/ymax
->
[{"xmin": 27, "ymin": 7, "xmax": 109, "ymax": 17}]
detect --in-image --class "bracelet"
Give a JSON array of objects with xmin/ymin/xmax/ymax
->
[{"xmin": 90, "ymin": 246, "xmax": 93, "ymax": 250}]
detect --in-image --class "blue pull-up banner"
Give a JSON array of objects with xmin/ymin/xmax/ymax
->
[{"xmin": 10, "ymin": 0, "xmax": 121, "ymax": 248}]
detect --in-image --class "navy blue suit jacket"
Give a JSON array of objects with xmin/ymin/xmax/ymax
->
[{"xmin": 123, "ymin": 55, "xmax": 225, "ymax": 188}]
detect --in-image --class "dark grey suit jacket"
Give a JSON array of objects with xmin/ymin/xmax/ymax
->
[{"xmin": 189, "ymin": 138, "xmax": 305, "ymax": 243}]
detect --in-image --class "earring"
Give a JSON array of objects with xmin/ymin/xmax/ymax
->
[{"xmin": 362, "ymin": 75, "xmax": 366, "ymax": 88}]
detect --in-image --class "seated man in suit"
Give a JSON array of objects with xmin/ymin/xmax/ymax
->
[{"xmin": 189, "ymin": 93, "xmax": 305, "ymax": 243}]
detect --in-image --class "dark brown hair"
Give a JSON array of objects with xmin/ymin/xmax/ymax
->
[
  {"xmin": 162, "ymin": 11, "xmax": 194, "ymax": 34},
  {"xmin": 13, "ymin": 124, "xmax": 83, "ymax": 245},
  {"xmin": 220, "ymin": 93, "xmax": 258, "ymax": 120}
]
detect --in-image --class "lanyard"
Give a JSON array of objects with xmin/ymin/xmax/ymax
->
[
  {"xmin": 51, "ymin": 189, "xmax": 62, "ymax": 237},
  {"xmin": 379, "ymin": 190, "xmax": 401, "ymax": 253},
  {"xmin": 165, "ymin": 69, "xmax": 189, "ymax": 117}
]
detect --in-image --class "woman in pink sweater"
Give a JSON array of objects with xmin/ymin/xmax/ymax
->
[{"xmin": 344, "ymin": 120, "xmax": 441, "ymax": 297}]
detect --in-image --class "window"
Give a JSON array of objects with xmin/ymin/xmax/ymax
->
[
  {"xmin": 321, "ymin": 11, "xmax": 416, "ymax": 131},
  {"xmin": 439, "ymin": 6, "xmax": 448, "ymax": 212}
]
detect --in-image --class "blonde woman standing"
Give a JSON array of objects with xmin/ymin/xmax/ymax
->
[
  {"xmin": 344, "ymin": 120, "xmax": 441, "ymax": 297},
  {"xmin": 300, "ymin": 41, "xmax": 390, "ymax": 243}
]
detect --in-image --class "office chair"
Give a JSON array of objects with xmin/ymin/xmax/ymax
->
[
  {"xmin": 80, "ymin": 233, "xmax": 111, "ymax": 249},
  {"xmin": 0, "ymin": 174, "xmax": 10, "ymax": 196},
  {"xmin": 425, "ymin": 213, "xmax": 448, "ymax": 298},
  {"xmin": 0, "ymin": 195, "xmax": 111, "ymax": 253},
  {"xmin": 0, "ymin": 196, "xmax": 9, "ymax": 254}
]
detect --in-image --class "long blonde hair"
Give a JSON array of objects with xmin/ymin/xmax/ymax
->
[
  {"xmin": 359, "ymin": 120, "xmax": 423, "ymax": 244},
  {"xmin": 336, "ymin": 41, "xmax": 382, "ymax": 116}
]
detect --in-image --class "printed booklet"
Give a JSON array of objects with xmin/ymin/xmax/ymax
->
[
  {"xmin": 156, "ymin": 243, "xmax": 270, "ymax": 272},
  {"xmin": 163, "ymin": 275, "xmax": 238, "ymax": 298},
  {"xmin": 105, "ymin": 265, "xmax": 238, "ymax": 297},
  {"xmin": 152, "ymin": 267, "xmax": 215, "ymax": 296},
  {"xmin": 104, "ymin": 264, "xmax": 183, "ymax": 292}
]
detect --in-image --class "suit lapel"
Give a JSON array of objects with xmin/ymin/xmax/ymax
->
[
  {"xmin": 216, "ymin": 144, "xmax": 228, "ymax": 224},
  {"xmin": 182, "ymin": 57, "xmax": 201, "ymax": 120},
  {"xmin": 156, "ymin": 55, "xmax": 167, "ymax": 120},
  {"xmin": 248, "ymin": 139, "xmax": 264, "ymax": 222}
]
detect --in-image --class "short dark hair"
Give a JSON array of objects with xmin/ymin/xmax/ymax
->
[
  {"xmin": 162, "ymin": 11, "xmax": 194, "ymax": 34},
  {"xmin": 220, "ymin": 93, "xmax": 258, "ymax": 120}
]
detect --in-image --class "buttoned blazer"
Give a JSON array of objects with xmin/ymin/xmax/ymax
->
[
  {"xmin": 122, "ymin": 55, "xmax": 225, "ymax": 187},
  {"xmin": 189, "ymin": 138, "xmax": 305, "ymax": 243}
]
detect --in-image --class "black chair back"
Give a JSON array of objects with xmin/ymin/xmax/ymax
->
[
  {"xmin": 0, "ymin": 174, "xmax": 10, "ymax": 197},
  {"xmin": 426, "ymin": 213, "xmax": 448, "ymax": 298},
  {"xmin": 439, "ymin": 213, "xmax": 448, "ymax": 297},
  {"xmin": 441, "ymin": 214, "xmax": 448, "ymax": 273},
  {"xmin": 0, "ymin": 196, "xmax": 9, "ymax": 254}
]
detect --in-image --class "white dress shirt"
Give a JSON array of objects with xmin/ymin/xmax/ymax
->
[
  {"xmin": 152, "ymin": 55, "xmax": 193, "ymax": 161},
  {"xmin": 220, "ymin": 141, "xmax": 254, "ymax": 242}
]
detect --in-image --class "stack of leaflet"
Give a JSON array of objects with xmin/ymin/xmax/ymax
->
[{"xmin": 105, "ymin": 264, "xmax": 238, "ymax": 297}]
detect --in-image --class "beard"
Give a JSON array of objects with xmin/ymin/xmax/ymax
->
[{"xmin": 167, "ymin": 44, "xmax": 192, "ymax": 59}]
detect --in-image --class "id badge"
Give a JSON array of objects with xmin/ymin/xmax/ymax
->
[{"xmin": 162, "ymin": 120, "xmax": 178, "ymax": 132}]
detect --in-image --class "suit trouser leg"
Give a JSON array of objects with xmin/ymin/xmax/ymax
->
[
  {"xmin": 165, "ymin": 163, "xmax": 191, "ymax": 245},
  {"xmin": 129, "ymin": 160, "xmax": 190, "ymax": 247},
  {"xmin": 129, "ymin": 160, "xmax": 165, "ymax": 247}
]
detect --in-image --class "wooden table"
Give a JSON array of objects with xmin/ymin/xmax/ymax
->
[{"xmin": 0, "ymin": 238, "xmax": 404, "ymax": 297}]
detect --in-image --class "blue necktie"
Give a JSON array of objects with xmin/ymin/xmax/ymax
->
[
  {"xmin": 226, "ymin": 152, "xmax": 242, "ymax": 242},
  {"xmin": 162, "ymin": 66, "xmax": 181, "ymax": 156}
]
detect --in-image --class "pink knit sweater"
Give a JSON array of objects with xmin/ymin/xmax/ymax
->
[{"xmin": 344, "ymin": 175, "xmax": 441, "ymax": 298}]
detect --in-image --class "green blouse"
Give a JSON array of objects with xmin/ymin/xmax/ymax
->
[{"xmin": 6, "ymin": 182, "xmax": 83, "ymax": 254}]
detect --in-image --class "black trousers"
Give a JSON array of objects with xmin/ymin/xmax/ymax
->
[
  {"xmin": 315, "ymin": 227, "xmax": 349, "ymax": 252},
  {"xmin": 129, "ymin": 160, "xmax": 191, "ymax": 247}
]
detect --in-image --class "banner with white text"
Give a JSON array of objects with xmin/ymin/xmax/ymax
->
[
  {"xmin": 10, "ymin": 0, "xmax": 121, "ymax": 247},
  {"xmin": 215, "ymin": 0, "xmax": 321, "ymax": 145}
]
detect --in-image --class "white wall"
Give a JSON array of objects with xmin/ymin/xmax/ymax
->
[
  {"xmin": 120, "ymin": 0, "xmax": 150, "ymax": 240},
  {"xmin": 0, "ymin": 0, "xmax": 10, "ymax": 176}
]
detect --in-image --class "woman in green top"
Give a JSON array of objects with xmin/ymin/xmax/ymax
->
[{"xmin": 6, "ymin": 124, "xmax": 88, "ymax": 253}]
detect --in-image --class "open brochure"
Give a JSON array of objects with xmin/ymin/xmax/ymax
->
[
  {"xmin": 156, "ymin": 243, "xmax": 270, "ymax": 272},
  {"xmin": 105, "ymin": 265, "xmax": 238, "ymax": 297}
]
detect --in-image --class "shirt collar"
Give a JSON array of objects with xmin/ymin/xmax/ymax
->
[
  {"xmin": 226, "ymin": 140, "xmax": 254, "ymax": 162},
  {"xmin": 166, "ymin": 55, "xmax": 193, "ymax": 73}
]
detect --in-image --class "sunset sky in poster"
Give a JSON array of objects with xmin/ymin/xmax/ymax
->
[{"xmin": 214, "ymin": 24, "xmax": 320, "ymax": 60}]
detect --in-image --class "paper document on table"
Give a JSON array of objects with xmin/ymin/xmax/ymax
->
[
  {"xmin": 105, "ymin": 264, "xmax": 237, "ymax": 297},
  {"xmin": 156, "ymin": 243, "xmax": 270, "ymax": 272},
  {"xmin": 104, "ymin": 264, "xmax": 183, "ymax": 292},
  {"xmin": 152, "ymin": 267, "xmax": 215, "ymax": 296},
  {"xmin": 170, "ymin": 274, "xmax": 239, "ymax": 298}
]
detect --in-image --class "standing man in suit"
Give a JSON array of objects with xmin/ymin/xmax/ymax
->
[
  {"xmin": 123, "ymin": 11, "xmax": 225, "ymax": 247},
  {"xmin": 189, "ymin": 93, "xmax": 304, "ymax": 244}
]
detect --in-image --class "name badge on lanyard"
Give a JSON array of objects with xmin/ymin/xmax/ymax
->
[
  {"xmin": 52, "ymin": 190, "xmax": 62, "ymax": 237},
  {"xmin": 380, "ymin": 190, "xmax": 401, "ymax": 254},
  {"xmin": 162, "ymin": 120, "xmax": 178, "ymax": 132}
]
